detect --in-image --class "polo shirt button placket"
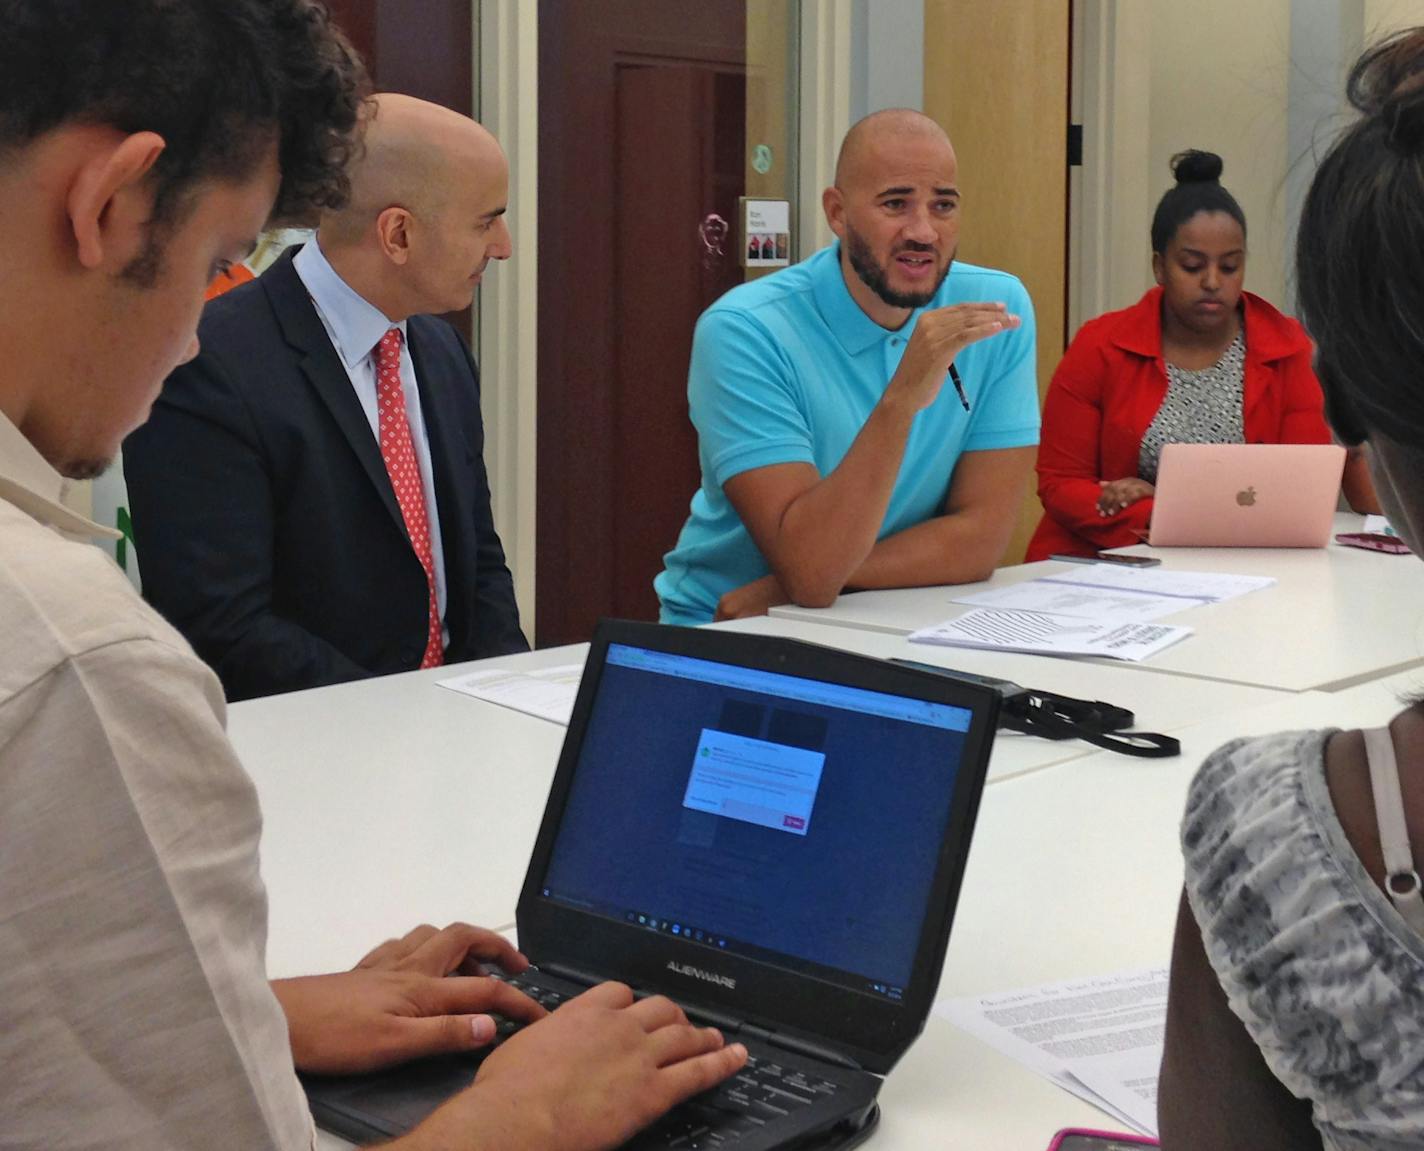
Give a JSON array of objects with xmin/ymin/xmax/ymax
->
[{"xmin": 887, "ymin": 335, "xmax": 907, "ymax": 378}]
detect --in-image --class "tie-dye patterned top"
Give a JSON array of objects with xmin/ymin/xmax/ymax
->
[{"xmin": 1182, "ymin": 729, "xmax": 1424, "ymax": 1151}]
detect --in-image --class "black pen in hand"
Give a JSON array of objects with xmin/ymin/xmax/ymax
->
[{"xmin": 948, "ymin": 363, "xmax": 970, "ymax": 412}]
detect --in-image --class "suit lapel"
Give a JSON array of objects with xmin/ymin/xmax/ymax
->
[{"xmin": 261, "ymin": 252, "xmax": 406, "ymax": 534}]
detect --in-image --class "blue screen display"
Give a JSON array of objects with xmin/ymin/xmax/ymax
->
[{"xmin": 539, "ymin": 645, "xmax": 973, "ymax": 995}]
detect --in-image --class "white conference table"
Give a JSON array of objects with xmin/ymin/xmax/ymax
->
[
  {"xmin": 229, "ymin": 643, "xmax": 583, "ymax": 978},
  {"xmin": 232, "ymin": 613, "xmax": 1294, "ymax": 982},
  {"xmin": 869, "ymin": 660, "xmax": 1424, "ymax": 1149},
  {"xmin": 284, "ymin": 657, "xmax": 1424, "ymax": 1151},
  {"xmin": 231, "ymin": 539, "xmax": 1424, "ymax": 1149},
  {"xmin": 714, "ymin": 614, "xmax": 1291, "ymax": 783},
  {"xmin": 768, "ymin": 513, "xmax": 1424, "ymax": 693}
]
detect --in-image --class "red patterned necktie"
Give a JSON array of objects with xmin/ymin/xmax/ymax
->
[{"xmin": 374, "ymin": 328, "xmax": 443, "ymax": 668}]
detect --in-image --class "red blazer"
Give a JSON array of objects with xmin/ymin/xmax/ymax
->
[{"xmin": 1026, "ymin": 287, "xmax": 1331, "ymax": 560}]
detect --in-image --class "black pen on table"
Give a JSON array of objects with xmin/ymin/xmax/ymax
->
[{"xmin": 949, "ymin": 363, "xmax": 970, "ymax": 412}]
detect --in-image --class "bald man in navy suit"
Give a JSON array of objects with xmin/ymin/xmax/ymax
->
[{"xmin": 125, "ymin": 95, "xmax": 528, "ymax": 701}]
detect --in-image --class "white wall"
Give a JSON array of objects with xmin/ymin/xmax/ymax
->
[
  {"xmin": 850, "ymin": 0, "xmax": 923, "ymax": 118},
  {"xmin": 1076, "ymin": 1, "xmax": 1295, "ymax": 323},
  {"xmin": 1147, "ymin": 0, "xmax": 1293, "ymax": 309},
  {"xmin": 1078, "ymin": 0, "xmax": 1424, "ymax": 327},
  {"xmin": 1074, "ymin": 0, "xmax": 1293, "ymax": 318},
  {"xmin": 1365, "ymin": 0, "xmax": 1424, "ymax": 35}
]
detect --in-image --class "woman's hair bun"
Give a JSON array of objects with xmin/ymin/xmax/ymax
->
[
  {"xmin": 1170, "ymin": 149, "xmax": 1224, "ymax": 185},
  {"xmin": 1348, "ymin": 28, "xmax": 1424, "ymax": 153}
]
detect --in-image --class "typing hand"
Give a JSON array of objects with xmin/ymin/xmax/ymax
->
[
  {"xmin": 886, "ymin": 302, "xmax": 1020, "ymax": 413},
  {"xmin": 273, "ymin": 967, "xmax": 546, "ymax": 1075},
  {"xmin": 272, "ymin": 922, "xmax": 545, "ymax": 1075},
  {"xmin": 714, "ymin": 573, "xmax": 791, "ymax": 621},
  {"xmin": 401, "ymin": 982, "xmax": 747, "ymax": 1151},
  {"xmin": 355, "ymin": 921, "xmax": 531, "ymax": 978},
  {"xmin": 1097, "ymin": 477, "xmax": 1154, "ymax": 517}
]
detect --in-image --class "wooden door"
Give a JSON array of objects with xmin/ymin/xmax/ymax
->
[
  {"xmin": 323, "ymin": 0, "xmax": 472, "ymax": 113},
  {"xmin": 537, "ymin": 0, "xmax": 747, "ymax": 648},
  {"xmin": 923, "ymin": 1, "xmax": 1071, "ymax": 564},
  {"xmin": 614, "ymin": 66, "xmax": 746, "ymax": 624}
]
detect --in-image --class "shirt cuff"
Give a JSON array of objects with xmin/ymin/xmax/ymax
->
[
  {"xmin": 962, "ymin": 426, "xmax": 1041, "ymax": 453},
  {"xmin": 710, "ymin": 438, "xmax": 816, "ymax": 489}
]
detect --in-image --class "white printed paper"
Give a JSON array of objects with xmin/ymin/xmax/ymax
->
[
  {"xmin": 909, "ymin": 608, "xmax": 1191, "ymax": 662},
  {"xmin": 954, "ymin": 581, "xmax": 1193, "ymax": 623},
  {"xmin": 1043, "ymin": 565, "xmax": 1274, "ymax": 603},
  {"xmin": 1071, "ymin": 1056, "xmax": 1162, "ymax": 1140},
  {"xmin": 436, "ymin": 663, "xmax": 583, "ymax": 725},
  {"xmin": 937, "ymin": 967, "xmax": 1168, "ymax": 1137},
  {"xmin": 1363, "ymin": 515, "xmax": 1398, "ymax": 537}
]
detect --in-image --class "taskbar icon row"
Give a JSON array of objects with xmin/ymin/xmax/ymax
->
[{"xmin": 626, "ymin": 909, "xmax": 728, "ymax": 949}]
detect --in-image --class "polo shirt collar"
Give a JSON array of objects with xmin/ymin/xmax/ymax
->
[
  {"xmin": 0, "ymin": 408, "xmax": 120, "ymax": 539},
  {"xmin": 292, "ymin": 238, "xmax": 407, "ymax": 365},
  {"xmin": 812, "ymin": 243, "xmax": 927, "ymax": 355}
]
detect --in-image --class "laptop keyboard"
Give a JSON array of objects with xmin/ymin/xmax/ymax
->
[
  {"xmin": 492, "ymin": 974, "xmax": 841, "ymax": 1148},
  {"xmin": 494, "ymin": 974, "xmax": 569, "ymax": 1034}
]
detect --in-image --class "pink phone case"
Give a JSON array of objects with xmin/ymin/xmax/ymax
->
[
  {"xmin": 1045, "ymin": 1128, "xmax": 1159, "ymax": 1150},
  {"xmin": 1335, "ymin": 531, "xmax": 1411, "ymax": 554}
]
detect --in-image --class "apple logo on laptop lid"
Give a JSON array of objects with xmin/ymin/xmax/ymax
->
[{"xmin": 1236, "ymin": 486, "xmax": 1257, "ymax": 507}]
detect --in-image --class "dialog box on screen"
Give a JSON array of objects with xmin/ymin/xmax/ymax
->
[{"xmin": 682, "ymin": 729, "xmax": 826, "ymax": 837}]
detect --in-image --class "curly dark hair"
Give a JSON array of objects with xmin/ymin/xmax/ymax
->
[{"xmin": 0, "ymin": 0, "xmax": 368, "ymax": 271}]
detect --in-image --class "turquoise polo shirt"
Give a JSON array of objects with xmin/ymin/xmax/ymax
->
[{"xmin": 655, "ymin": 243, "xmax": 1041, "ymax": 625}]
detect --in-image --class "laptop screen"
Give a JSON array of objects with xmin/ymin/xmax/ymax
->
[{"xmin": 537, "ymin": 642, "xmax": 974, "ymax": 1002}]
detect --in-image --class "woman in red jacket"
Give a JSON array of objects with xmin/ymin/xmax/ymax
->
[{"xmin": 1027, "ymin": 150, "xmax": 1369, "ymax": 561}]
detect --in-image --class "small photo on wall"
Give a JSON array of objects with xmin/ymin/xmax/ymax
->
[{"xmin": 743, "ymin": 198, "xmax": 791, "ymax": 268}]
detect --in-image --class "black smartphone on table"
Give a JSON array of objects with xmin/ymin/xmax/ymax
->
[{"xmin": 1048, "ymin": 552, "xmax": 1162, "ymax": 568}]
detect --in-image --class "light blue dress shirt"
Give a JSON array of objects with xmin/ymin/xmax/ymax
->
[
  {"xmin": 655, "ymin": 243, "xmax": 1041, "ymax": 625},
  {"xmin": 293, "ymin": 240, "xmax": 448, "ymax": 638}
]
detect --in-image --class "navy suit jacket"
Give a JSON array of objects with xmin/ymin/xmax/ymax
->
[{"xmin": 124, "ymin": 250, "xmax": 528, "ymax": 701}]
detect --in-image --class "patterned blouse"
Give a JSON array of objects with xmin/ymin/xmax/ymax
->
[
  {"xmin": 1182, "ymin": 729, "xmax": 1424, "ymax": 1151},
  {"xmin": 1138, "ymin": 330, "xmax": 1246, "ymax": 484}
]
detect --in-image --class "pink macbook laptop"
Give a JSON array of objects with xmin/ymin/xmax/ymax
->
[{"xmin": 1148, "ymin": 443, "xmax": 1346, "ymax": 547}]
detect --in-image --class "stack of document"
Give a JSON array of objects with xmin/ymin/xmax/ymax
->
[
  {"xmin": 436, "ymin": 663, "xmax": 583, "ymax": 725},
  {"xmin": 908, "ymin": 566, "xmax": 1275, "ymax": 662},
  {"xmin": 911, "ymin": 609, "xmax": 1190, "ymax": 662},
  {"xmin": 938, "ymin": 968, "xmax": 1168, "ymax": 1137}
]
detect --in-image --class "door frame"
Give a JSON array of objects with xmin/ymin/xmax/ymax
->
[
  {"xmin": 475, "ymin": 0, "xmax": 852, "ymax": 641},
  {"xmin": 1069, "ymin": 0, "xmax": 1154, "ymax": 335},
  {"xmin": 472, "ymin": 0, "xmax": 540, "ymax": 640}
]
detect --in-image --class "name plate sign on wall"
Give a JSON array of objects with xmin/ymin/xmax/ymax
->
[{"xmin": 742, "ymin": 197, "xmax": 791, "ymax": 268}]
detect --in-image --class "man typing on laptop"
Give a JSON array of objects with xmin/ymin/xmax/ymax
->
[
  {"xmin": 303, "ymin": 623, "xmax": 1000, "ymax": 1149},
  {"xmin": 0, "ymin": 3, "xmax": 742, "ymax": 1149}
]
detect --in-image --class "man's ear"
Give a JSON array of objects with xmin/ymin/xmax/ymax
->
[
  {"xmin": 68, "ymin": 131, "xmax": 167, "ymax": 270},
  {"xmin": 375, "ymin": 205, "xmax": 413, "ymax": 265},
  {"xmin": 822, "ymin": 185, "xmax": 846, "ymax": 241},
  {"xmin": 1151, "ymin": 251, "xmax": 1165, "ymax": 287}
]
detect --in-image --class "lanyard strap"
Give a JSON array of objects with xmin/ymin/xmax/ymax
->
[
  {"xmin": 1000, "ymin": 692, "xmax": 1181, "ymax": 758},
  {"xmin": 1363, "ymin": 726, "xmax": 1424, "ymax": 935}
]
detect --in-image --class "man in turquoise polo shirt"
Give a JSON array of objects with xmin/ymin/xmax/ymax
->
[{"xmin": 656, "ymin": 109, "xmax": 1041, "ymax": 625}]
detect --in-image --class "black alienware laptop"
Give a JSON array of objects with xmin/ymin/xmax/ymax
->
[{"xmin": 302, "ymin": 620, "xmax": 1000, "ymax": 1149}]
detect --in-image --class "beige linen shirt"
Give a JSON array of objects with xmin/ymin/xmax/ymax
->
[{"xmin": 0, "ymin": 412, "xmax": 315, "ymax": 1149}]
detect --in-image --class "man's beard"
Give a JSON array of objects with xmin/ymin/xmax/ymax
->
[{"xmin": 844, "ymin": 223, "xmax": 953, "ymax": 309}]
